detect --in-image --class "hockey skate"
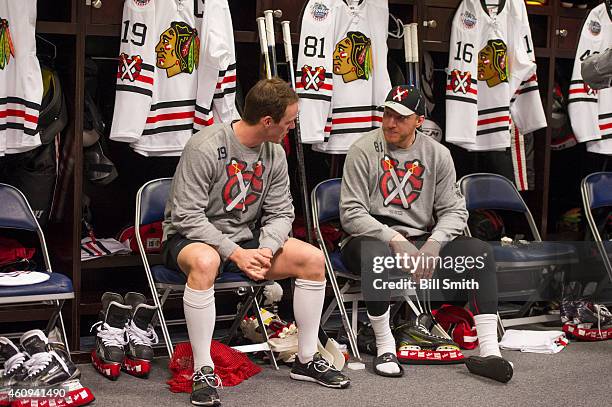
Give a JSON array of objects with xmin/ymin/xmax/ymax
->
[
  {"xmin": 90, "ymin": 292, "xmax": 132, "ymax": 380},
  {"xmin": 562, "ymin": 300, "xmax": 612, "ymax": 341},
  {"xmin": 12, "ymin": 330, "xmax": 94, "ymax": 407},
  {"xmin": 0, "ymin": 336, "xmax": 28, "ymax": 406},
  {"xmin": 240, "ymin": 308, "xmax": 298, "ymax": 353},
  {"xmin": 122, "ymin": 292, "xmax": 159, "ymax": 378},
  {"xmin": 394, "ymin": 322, "xmax": 464, "ymax": 364}
]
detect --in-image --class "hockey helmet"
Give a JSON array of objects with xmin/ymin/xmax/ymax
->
[
  {"xmin": 38, "ymin": 64, "xmax": 69, "ymax": 144},
  {"xmin": 420, "ymin": 119, "xmax": 443, "ymax": 143}
]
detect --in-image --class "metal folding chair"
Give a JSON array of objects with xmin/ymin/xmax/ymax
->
[
  {"xmin": 459, "ymin": 173, "xmax": 578, "ymax": 329},
  {"xmin": 134, "ymin": 178, "xmax": 277, "ymax": 368},
  {"xmin": 581, "ymin": 172, "xmax": 612, "ymax": 298},
  {"xmin": 312, "ymin": 178, "xmax": 422, "ymax": 359},
  {"xmin": 0, "ymin": 183, "xmax": 74, "ymax": 349}
]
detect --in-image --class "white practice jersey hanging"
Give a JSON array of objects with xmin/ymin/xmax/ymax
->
[
  {"xmin": 445, "ymin": 0, "xmax": 546, "ymax": 152},
  {"xmin": 568, "ymin": 2, "xmax": 612, "ymax": 155},
  {"xmin": 296, "ymin": 0, "xmax": 391, "ymax": 154},
  {"xmin": 110, "ymin": 0, "xmax": 236, "ymax": 157},
  {"xmin": 0, "ymin": 0, "xmax": 43, "ymax": 155}
]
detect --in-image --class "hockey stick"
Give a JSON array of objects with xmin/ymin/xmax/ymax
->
[
  {"xmin": 403, "ymin": 23, "xmax": 413, "ymax": 86},
  {"xmin": 264, "ymin": 10, "xmax": 279, "ymax": 77},
  {"xmin": 281, "ymin": 21, "xmax": 314, "ymax": 245},
  {"xmin": 256, "ymin": 17, "xmax": 272, "ymax": 79}
]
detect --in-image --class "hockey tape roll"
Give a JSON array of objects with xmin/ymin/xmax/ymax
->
[
  {"xmin": 410, "ymin": 23, "xmax": 419, "ymax": 63},
  {"xmin": 403, "ymin": 24, "xmax": 413, "ymax": 63},
  {"xmin": 281, "ymin": 21, "xmax": 292, "ymax": 63},
  {"xmin": 264, "ymin": 10, "xmax": 276, "ymax": 48}
]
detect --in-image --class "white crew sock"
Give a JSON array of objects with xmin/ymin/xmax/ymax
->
[
  {"xmin": 294, "ymin": 279, "xmax": 326, "ymax": 364},
  {"xmin": 368, "ymin": 308, "xmax": 400, "ymax": 375},
  {"xmin": 474, "ymin": 313, "xmax": 502, "ymax": 358},
  {"xmin": 183, "ymin": 285, "xmax": 216, "ymax": 371}
]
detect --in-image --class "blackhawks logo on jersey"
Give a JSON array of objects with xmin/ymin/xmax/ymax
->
[
  {"xmin": 333, "ymin": 31, "xmax": 372, "ymax": 83},
  {"xmin": 222, "ymin": 158, "xmax": 265, "ymax": 212},
  {"xmin": 118, "ymin": 53, "xmax": 143, "ymax": 82},
  {"xmin": 583, "ymin": 82, "xmax": 598, "ymax": 96},
  {"xmin": 301, "ymin": 65, "xmax": 326, "ymax": 91},
  {"xmin": 478, "ymin": 39, "xmax": 508, "ymax": 88},
  {"xmin": 379, "ymin": 156, "xmax": 425, "ymax": 209},
  {"xmin": 0, "ymin": 18, "xmax": 15, "ymax": 70},
  {"xmin": 449, "ymin": 70, "xmax": 472, "ymax": 94},
  {"xmin": 155, "ymin": 21, "xmax": 200, "ymax": 78}
]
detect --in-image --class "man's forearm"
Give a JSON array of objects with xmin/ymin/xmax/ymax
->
[{"xmin": 582, "ymin": 48, "xmax": 612, "ymax": 90}]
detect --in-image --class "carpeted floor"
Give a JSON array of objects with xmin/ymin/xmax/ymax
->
[{"xmin": 78, "ymin": 339, "xmax": 611, "ymax": 407}]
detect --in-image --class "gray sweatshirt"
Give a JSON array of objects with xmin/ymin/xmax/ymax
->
[
  {"xmin": 163, "ymin": 123, "xmax": 294, "ymax": 261},
  {"xmin": 340, "ymin": 128, "xmax": 468, "ymax": 245}
]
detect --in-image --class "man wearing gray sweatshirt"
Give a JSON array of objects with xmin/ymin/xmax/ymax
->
[
  {"xmin": 340, "ymin": 85, "xmax": 513, "ymax": 383},
  {"xmin": 162, "ymin": 79, "xmax": 349, "ymax": 406}
]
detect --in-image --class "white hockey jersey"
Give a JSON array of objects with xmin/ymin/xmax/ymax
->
[
  {"xmin": 110, "ymin": 0, "xmax": 236, "ymax": 157},
  {"xmin": 445, "ymin": 0, "xmax": 546, "ymax": 151},
  {"xmin": 296, "ymin": 0, "xmax": 391, "ymax": 154},
  {"xmin": 568, "ymin": 2, "xmax": 612, "ymax": 155},
  {"xmin": 0, "ymin": 0, "xmax": 42, "ymax": 155}
]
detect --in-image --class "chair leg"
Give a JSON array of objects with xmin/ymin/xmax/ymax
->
[
  {"xmin": 251, "ymin": 287, "xmax": 279, "ymax": 370},
  {"xmin": 224, "ymin": 287, "xmax": 259, "ymax": 346},
  {"xmin": 45, "ymin": 299, "xmax": 62, "ymax": 336},
  {"xmin": 497, "ymin": 311, "xmax": 506, "ymax": 337},
  {"xmin": 151, "ymin": 287, "xmax": 174, "ymax": 359},
  {"xmin": 50, "ymin": 299, "xmax": 71, "ymax": 355},
  {"xmin": 321, "ymin": 297, "xmax": 338, "ymax": 326}
]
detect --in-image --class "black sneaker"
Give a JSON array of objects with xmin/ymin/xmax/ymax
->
[
  {"xmin": 290, "ymin": 353, "xmax": 350, "ymax": 389},
  {"xmin": 190, "ymin": 366, "xmax": 221, "ymax": 406}
]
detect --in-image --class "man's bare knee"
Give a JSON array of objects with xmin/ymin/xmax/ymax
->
[
  {"xmin": 179, "ymin": 245, "xmax": 221, "ymax": 290},
  {"xmin": 297, "ymin": 248, "xmax": 326, "ymax": 282}
]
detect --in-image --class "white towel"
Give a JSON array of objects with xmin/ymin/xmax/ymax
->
[{"xmin": 499, "ymin": 329, "xmax": 568, "ymax": 354}]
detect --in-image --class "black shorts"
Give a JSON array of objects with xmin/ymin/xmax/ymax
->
[{"xmin": 161, "ymin": 230, "xmax": 261, "ymax": 275}]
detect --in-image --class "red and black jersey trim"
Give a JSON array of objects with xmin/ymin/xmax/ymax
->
[
  {"xmin": 142, "ymin": 123, "xmax": 195, "ymax": 136},
  {"xmin": 322, "ymin": 105, "xmax": 383, "ymax": 140},
  {"xmin": 0, "ymin": 97, "xmax": 41, "ymax": 135},
  {"xmin": 476, "ymin": 106, "xmax": 510, "ymax": 136},
  {"xmin": 214, "ymin": 63, "xmax": 237, "ymax": 99},
  {"xmin": 600, "ymin": 112, "xmax": 612, "ymax": 137},
  {"xmin": 142, "ymin": 99, "xmax": 197, "ymax": 136},
  {"xmin": 150, "ymin": 99, "xmax": 196, "ymax": 111},
  {"xmin": 116, "ymin": 63, "xmax": 155, "ymax": 97},
  {"xmin": 300, "ymin": 93, "xmax": 332, "ymax": 102},
  {"xmin": 116, "ymin": 84, "xmax": 153, "ymax": 97},
  {"xmin": 213, "ymin": 86, "xmax": 237, "ymax": 99}
]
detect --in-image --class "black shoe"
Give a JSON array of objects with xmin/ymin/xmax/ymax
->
[
  {"xmin": 191, "ymin": 366, "xmax": 221, "ymax": 406},
  {"xmin": 373, "ymin": 352, "xmax": 404, "ymax": 377},
  {"xmin": 290, "ymin": 353, "xmax": 350, "ymax": 389},
  {"xmin": 465, "ymin": 355, "xmax": 513, "ymax": 383}
]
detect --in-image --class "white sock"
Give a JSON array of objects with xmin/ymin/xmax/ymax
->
[
  {"xmin": 183, "ymin": 285, "xmax": 216, "ymax": 371},
  {"xmin": 368, "ymin": 308, "xmax": 400, "ymax": 375},
  {"xmin": 294, "ymin": 279, "xmax": 326, "ymax": 364},
  {"xmin": 474, "ymin": 313, "xmax": 502, "ymax": 358}
]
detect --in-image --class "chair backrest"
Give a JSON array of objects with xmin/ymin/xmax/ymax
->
[
  {"xmin": 0, "ymin": 183, "xmax": 51, "ymax": 272},
  {"xmin": 0, "ymin": 183, "xmax": 41, "ymax": 231},
  {"xmin": 136, "ymin": 178, "xmax": 173, "ymax": 226},
  {"xmin": 459, "ymin": 173, "xmax": 541, "ymax": 241},
  {"xmin": 582, "ymin": 172, "xmax": 612, "ymax": 210},
  {"xmin": 311, "ymin": 178, "xmax": 342, "ymax": 225},
  {"xmin": 459, "ymin": 173, "xmax": 528, "ymax": 212}
]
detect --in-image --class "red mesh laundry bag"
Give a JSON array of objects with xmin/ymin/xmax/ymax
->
[{"xmin": 167, "ymin": 341, "xmax": 262, "ymax": 393}]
